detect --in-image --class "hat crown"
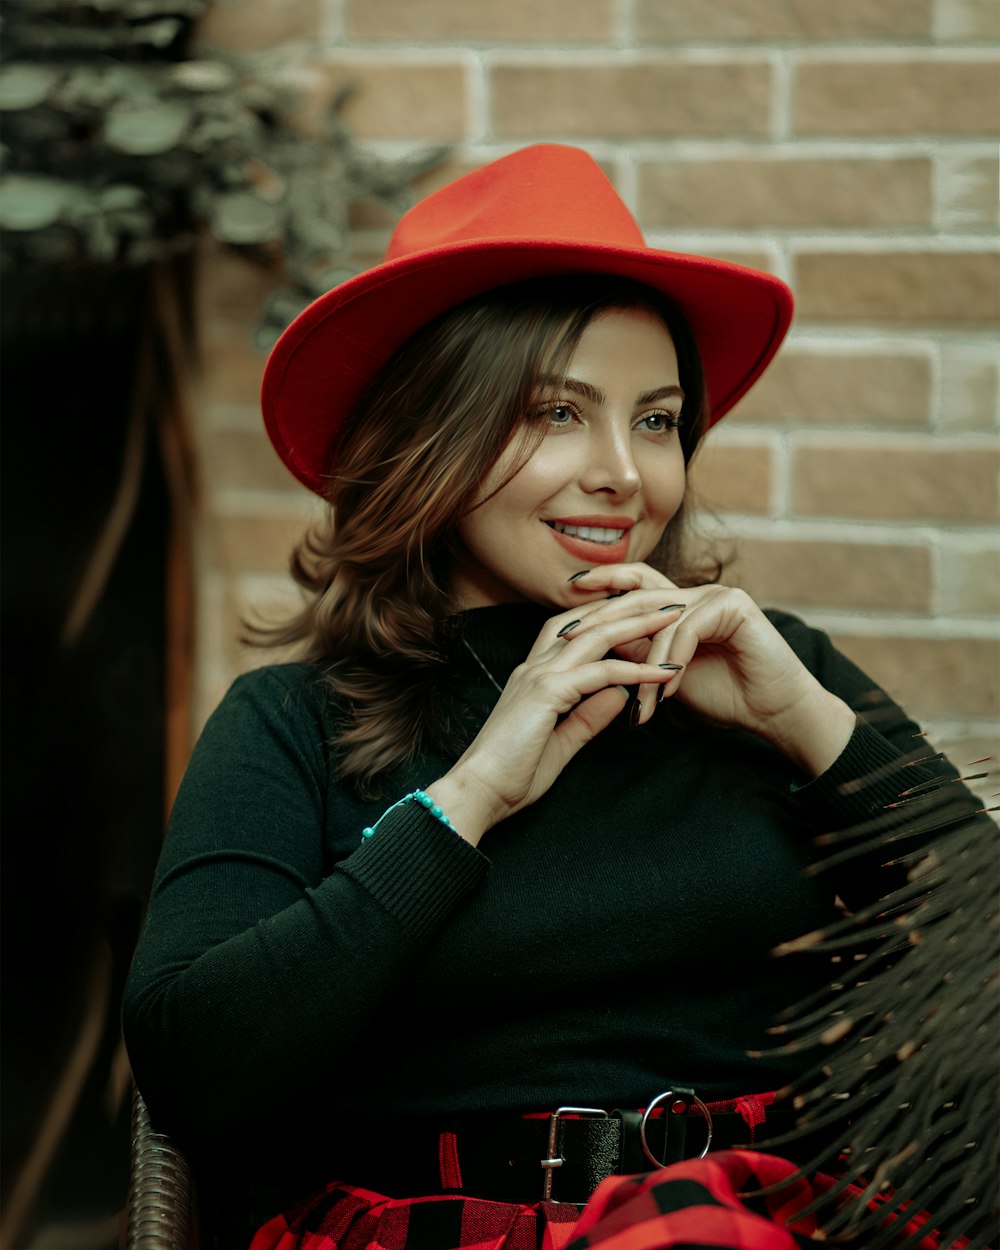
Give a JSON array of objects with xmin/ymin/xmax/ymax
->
[{"xmin": 385, "ymin": 145, "xmax": 646, "ymax": 262}]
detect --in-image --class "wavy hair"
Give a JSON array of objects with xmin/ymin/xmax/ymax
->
[{"xmin": 256, "ymin": 275, "xmax": 720, "ymax": 795}]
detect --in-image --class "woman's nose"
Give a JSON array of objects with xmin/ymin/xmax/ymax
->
[{"xmin": 579, "ymin": 425, "xmax": 641, "ymax": 496}]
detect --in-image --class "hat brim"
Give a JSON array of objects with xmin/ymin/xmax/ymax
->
[{"xmin": 262, "ymin": 239, "xmax": 793, "ymax": 494}]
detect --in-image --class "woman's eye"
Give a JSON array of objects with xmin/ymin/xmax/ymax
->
[
  {"xmin": 545, "ymin": 404, "xmax": 577, "ymax": 427},
  {"xmin": 637, "ymin": 411, "xmax": 682, "ymax": 434}
]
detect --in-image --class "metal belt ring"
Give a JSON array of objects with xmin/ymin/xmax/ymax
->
[{"xmin": 639, "ymin": 1090, "xmax": 714, "ymax": 1166}]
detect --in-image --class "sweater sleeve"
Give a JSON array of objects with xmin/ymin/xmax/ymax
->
[
  {"xmin": 766, "ymin": 611, "xmax": 991, "ymax": 904},
  {"xmin": 122, "ymin": 665, "xmax": 490, "ymax": 1145}
]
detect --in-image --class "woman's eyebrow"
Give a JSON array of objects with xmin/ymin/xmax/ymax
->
[
  {"xmin": 537, "ymin": 376, "xmax": 685, "ymax": 405},
  {"xmin": 637, "ymin": 384, "xmax": 685, "ymax": 404}
]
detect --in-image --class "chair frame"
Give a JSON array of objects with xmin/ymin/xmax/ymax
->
[{"xmin": 124, "ymin": 1086, "xmax": 198, "ymax": 1250}]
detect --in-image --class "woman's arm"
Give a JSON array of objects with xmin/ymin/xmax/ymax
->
[
  {"xmin": 122, "ymin": 665, "xmax": 490, "ymax": 1144},
  {"xmin": 766, "ymin": 609, "xmax": 992, "ymax": 906},
  {"xmin": 547, "ymin": 569, "xmax": 989, "ymax": 906}
]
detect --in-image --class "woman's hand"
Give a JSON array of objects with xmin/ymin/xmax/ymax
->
[
  {"xmin": 427, "ymin": 598, "xmax": 686, "ymax": 846},
  {"xmin": 560, "ymin": 564, "xmax": 856, "ymax": 777},
  {"xmin": 429, "ymin": 566, "xmax": 856, "ymax": 846}
]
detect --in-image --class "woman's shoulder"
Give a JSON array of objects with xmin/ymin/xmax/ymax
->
[
  {"xmin": 208, "ymin": 660, "xmax": 343, "ymax": 738},
  {"xmin": 226, "ymin": 659, "xmax": 331, "ymax": 698},
  {"xmin": 176, "ymin": 661, "xmax": 347, "ymax": 794}
]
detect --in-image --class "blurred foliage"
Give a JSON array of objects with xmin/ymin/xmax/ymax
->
[{"xmin": 0, "ymin": 0, "xmax": 446, "ymax": 345}]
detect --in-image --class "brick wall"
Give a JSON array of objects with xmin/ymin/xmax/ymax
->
[{"xmin": 191, "ymin": 0, "xmax": 999, "ymax": 790}]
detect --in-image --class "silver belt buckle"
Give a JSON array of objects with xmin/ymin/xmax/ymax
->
[
  {"xmin": 639, "ymin": 1090, "xmax": 714, "ymax": 1165},
  {"xmin": 540, "ymin": 1106, "xmax": 608, "ymax": 1202}
]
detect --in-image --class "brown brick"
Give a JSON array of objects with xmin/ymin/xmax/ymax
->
[
  {"xmin": 794, "ymin": 251, "xmax": 1000, "ymax": 325},
  {"xmin": 311, "ymin": 61, "xmax": 467, "ymax": 141},
  {"xmin": 203, "ymin": 428, "xmax": 296, "ymax": 493},
  {"xmin": 938, "ymin": 154, "xmax": 1000, "ymax": 233},
  {"xmin": 731, "ymin": 349, "xmax": 932, "ymax": 428},
  {"xmin": 938, "ymin": 0, "xmax": 1000, "ymax": 40},
  {"xmin": 197, "ymin": 246, "xmax": 283, "ymax": 326},
  {"xmin": 940, "ymin": 347, "xmax": 1000, "ymax": 431},
  {"xmin": 196, "ymin": 0, "xmax": 322, "ymax": 50},
  {"xmin": 794, "ymin": 59, "xmax": 1000, "ymax": 135},
  {"xmin": 349, "ymin": 199, "xmax": 399, "ymax": 231},
  {"xmin": 938, "ymin": 542, "xmax": 1000, "ymax": 617},
  {"xmin": 641, "ymin": 158, "xmax": 931, "ymax": 230},
  {"xmin": 197, "ymin": 325, "xmax": 268, "ymax": 407},
  {"xmin": 687, "ymin": 441, "xmax": 773, "ymax": 514},
  {"xmin": 730, "ymin": 538, "xmax": 932, "ymax": 611},
  {"xmin": 637, "ymin": 0, "xmax": 932, "ymax": 41},
  {"xmin": 491, "ymin": 61, "xmax": 772, "ymax": 139},
  {"xmin": 216, "ymin": 514, "xmax": 312, "ymax": 575},
  {"xmin": 792, "ymin": 445, "xmax": 1000, "ymax": 522},
  {"xmin": 830, "ymin": 634, "xmax": 1000, "ymax": 720},
  {"xmin": 346, "ymin": 0, "xmax": 614, "ymax": 41}
]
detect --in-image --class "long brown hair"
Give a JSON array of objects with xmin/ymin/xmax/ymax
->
[{"xmin": 257, "ymin": 275, "xmax": 719, "ymax": 795}]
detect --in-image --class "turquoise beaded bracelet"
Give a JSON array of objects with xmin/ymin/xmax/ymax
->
[{"xmin": 361, "ymin": 789, "xmax": 454, "ymax": 842}]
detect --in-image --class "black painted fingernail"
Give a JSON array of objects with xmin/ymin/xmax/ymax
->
[
  {"xmin": 658, "ymin": 663, "xmax": 684, "ymax": 671},
  {"xmin": 556, "ymin": 619, "xmax": 581, "ymax": 637},
  {"xmin": 606, "ymin": 589, "xmax": 627, "ymax": 599},
  {"xmin": 628, "ymin": 694, "xmax": 642, "ymax": 727},
  {"xmin": 568, "ymin": 570, "xmax": 591, "ymax": 582},
  {"xmin": 657, "ymin": 685, "xmax": 668, "ymax": 705},
  {"xmin": 660, "ymin": 603, "xmax": 686, "ymax": 612}
]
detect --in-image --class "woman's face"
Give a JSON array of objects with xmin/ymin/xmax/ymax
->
[{"xmin": 451, "ymin": 305, "xmax": 687, "ymax": 610}]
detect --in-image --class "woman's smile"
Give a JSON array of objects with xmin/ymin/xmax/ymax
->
[
  {"xmin": 543, "ymin": 515, "xmax": 635, "ymax": 563},
  {"xmin": 451, "ymin": 305, "xmax": 687, "ymax": 609}
]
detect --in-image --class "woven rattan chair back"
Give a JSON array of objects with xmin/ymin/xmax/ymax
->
[{"xmin": 125, "ymin": 1086, "xmax": 198, "ymax": 1250}]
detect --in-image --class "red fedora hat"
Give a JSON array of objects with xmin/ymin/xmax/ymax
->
[{"xmin": 262, "ymin": 144, "xmax": 793, "ymax": 494}]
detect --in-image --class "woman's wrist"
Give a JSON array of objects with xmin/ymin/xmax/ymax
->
[
  {"xmin": 759, "ymin": 685, "xmax": 857, "ymax": 779},
  {"xmin": 424, "ymin": 769, "xmax": 505, "ymax": 848}
]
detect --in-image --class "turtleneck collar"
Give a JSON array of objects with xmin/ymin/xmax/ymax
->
[{"xmin": 448, "ymin": 602, "xmax": 557, "ymax": 688}]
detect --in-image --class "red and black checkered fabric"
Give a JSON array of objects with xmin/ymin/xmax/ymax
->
[{"xmin": 249, "ymin": 1150, "xmax": 962, "ymax": 1250}]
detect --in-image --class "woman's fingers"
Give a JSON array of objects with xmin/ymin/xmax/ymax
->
[
  {"xmin": 519, "ymin": 659, "xmax": 686, "ymax": 794},
  {"xmin": 544, "ymin": 603, "xmax": 686, "ymax": 678},
  {"xmin": 552, "ymin": 580, "xmax": 813, "ymax": 731},
  {"xmin": 634, "ymin": 585, "xmax": 831, "ymax": 742},
  {"xmin": 659, "ymin": 586, "xmax": 759, "ymax": 668},
  {"xmin": 547, "ymin": 684, "xmax": 628, "ymax": 763},
  {"xmin": 543, "ymin": 591, "xmax": 689, "ymax": 723},
  {"xmin": 637, "ymin": 626, "xmax": 684, "ymax": 723},
  {"xmin": 565, "ymin": 563, "xmax": 679, "ymax": 596},
  {"xmin": 546, "ymin": 591, "xmax": 686, "ymax": 643},
  {"xmin": 463, "ymin": 655, "xmax": 689, "ymax": 821}
]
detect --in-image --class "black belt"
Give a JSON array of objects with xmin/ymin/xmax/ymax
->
[{"xmin": 342, "ymin": 1091, "xmax": 832, "ymax": 1206}]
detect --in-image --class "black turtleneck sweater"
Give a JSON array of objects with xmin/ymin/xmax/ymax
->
[{"xmin": 122, "ymin": 605, "xmax": 974, "ymax": 1235}]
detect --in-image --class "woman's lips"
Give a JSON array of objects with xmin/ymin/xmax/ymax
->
[{"xmin": 544, "ymin": 520, "xmax": 631, "ymax": 564}]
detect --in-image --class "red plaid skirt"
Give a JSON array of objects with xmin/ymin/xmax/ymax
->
[{"xmin": 249, "ymin": 1151, "xmax": 969, "ymax": 1250}]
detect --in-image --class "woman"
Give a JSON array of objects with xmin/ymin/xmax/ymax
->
[{"xmin": 123, "ymin": 146, "xmax": 990, "ymax": 1250}]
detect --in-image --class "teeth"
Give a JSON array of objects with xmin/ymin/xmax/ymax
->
[{"xmin": 551, "ymin": 522, "xmax": 624, "ymax": 544}]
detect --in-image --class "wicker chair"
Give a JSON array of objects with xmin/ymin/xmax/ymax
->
[{"xmin": 124, "ymin": 1086, "xmax": 198, "ymax": 1250}]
